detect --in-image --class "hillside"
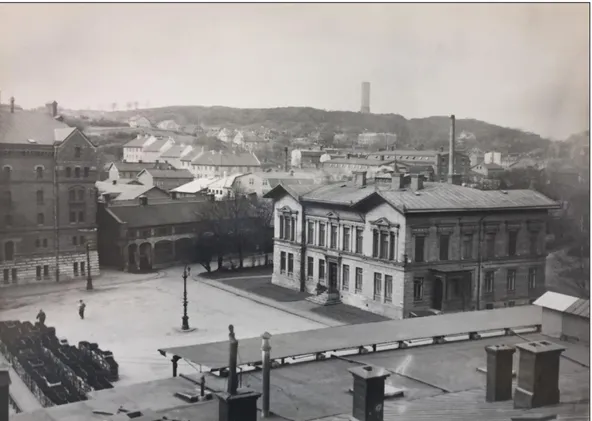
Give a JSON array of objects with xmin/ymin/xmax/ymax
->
[{"xmin": 71, "ymin": 106, "xmax": 552, "ymax": 154}]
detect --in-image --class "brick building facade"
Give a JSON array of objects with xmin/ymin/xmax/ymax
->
[
  {"xmin": 0, "ymin": 100, "xmax": 99, "ymax": 286},
  {"xmin": 264, "ymin": 172, "xmax": 559, "ymax": 319}
]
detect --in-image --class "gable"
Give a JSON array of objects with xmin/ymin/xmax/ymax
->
[{"xmin": 57, "ymin": 128, "xmax": 96, "ymax": 150}]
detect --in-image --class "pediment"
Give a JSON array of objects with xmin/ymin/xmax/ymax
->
[
  {"xmin": 370, "ymin": 217, "xmax": 399, "ymax": 228},
  {"xmin": 277, "ymin": 205, "xmax": 298, "ymax": 215},
  {"xmin": 326, "ymin": 211, "xmax": 340, "ymax": 220}
]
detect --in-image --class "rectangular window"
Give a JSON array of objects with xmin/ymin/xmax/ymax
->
[
  {"xmin": 73, "ymin": 262, "xmax": 79, "ymax": 276},
  {"xmin": 287, "ymin": 253, "xmax": 294, "ymax": 275},
  {"xmin": 43, "ymin": 265, "xmax": 49, "ymax": 277},
  {"xmin": 36, "ymin": 266, "xmax": 42, "ymax": 280},
  {"xmin": 413, "ymin": 277, "xmax": 424, "ymax": 301},
  {"xmin": 439, "ymin": 234, "xmax": 450, "ymax": 261},
  {"xmin": 3, "ymin": 269, "xmax": 8, "ymax": 284},
  {"xmin": 319, "ymin": 223, "xmax": 326, "ymax": 247},
  {"xmin": 342, "ymin": 265, "xmax": 350, "ymax": 291},
  {"xmin": 75, "ymin": 146, "xmax": 81, "ymax": 158},
  {"xmin": 307, "ymin": 221, "xmax": 314, "ymax": 245},
  {"xmin": 355, "ymin": 228, "xmax": 363, "ymax": 254},
  {"xmin": 70, "ymin": 211, "xmax": 76, "ymax": 223},
  {"xmin": 81, "ymin": 262, "xmax": 86, "ymax": 275},
  {"xmin": 36, "ymin": 190, "xmax": 44, "ymax": 205},
  {"xmin": 384, "ymin": 275, "xmax": 393, "ymax": 303},
  {"xmin": 11, "ymin": 268, "xmax": 17, "ymax": 283},
  {"xmin": 319, "ymin": 259, "xmax": 325, "ymax": 280},
  {"xmin": 84, "ymin": 167, "xmax": 90, "ymax": 178},
  {"xmin": 37, "ymin": 213, "xmax": 44, "ymax": 225},
  {"xmin": 290, "ymin": 217, "xmax": 295, "ymax": 241},
  {"xmin": 389, "ymin": 232, "xmax": 395, "ymax": 260},
  {"xmin": 78, "ymin": 211, "xmax": 85, "ymax": 223},
  {"xmin": 528, "ymin": 267, "xmax": 537, "ymax": 289},
  {"xmin": 372, "ymin": 230, "xmax": 379, "ymax": 258},
  {"xmin": 280, "ymin": 252, "xmax": 286, "ymax": 273},
  {"xmin": 307, "ymin": 257, "xmax": 314, "ymax": 278},
  {"xmin": 355, "ymin": 268, "xmax": 363, "ymax": 293},
  {"xmin": 279, "ymin": 215, "xmax": 284, "ymax": 239},
  {"xmin": 373, "ymin": 273, "xmax": 382, "ymax": 300},
  {"xmin": 72, "ymin": 236, "xmax": 78, "ymax": 245},
  {"xmin": 529, "ymin": 232, "xmax": 538, "ymax": 255},
  {"xmin": 69, "ymin": 189, "xmax": 76, "ymax": 202},
  {"xmin": 330, "ymin": 225, "xmax": 337, "ymax": 249},
  {"xmin": 414, "ymin": 236, "xmax": 425, "ymax": 262},
  {"xmin": 485, "ymin": 234, "xmax": 496, "ymax": 258},
  {"xmin": 462, "ymin": 235, "xmax": 473, "ymax": 259},
  {"xmin": 508, "ymin": 231, "xmax": 518, "ymax": 256},
  {"xmin": 506, "ymin": 269, "xmax": 516, "ymax": 291},
  {"xmin": 343, "ymin": 227, "xmax": 350, "ymax": 252},
  {"xmin": 380, "ymin": 232, "xmax": 389, "ymax": 259},
  {"xmin": 484, "ymin": 270, "xmax": 494, "ymax": 293}
]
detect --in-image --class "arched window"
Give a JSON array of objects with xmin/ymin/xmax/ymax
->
[
  {"xmin": 2, "ymin": 166, "xmax": 11, "ymax": 181},
  {"xmin": 66, "ymin": 167, "xmax": 72, "ymax": 178},
  {"xmin": 77, "ymin": 188, "xmax": 85, "ymax": 201},
  {"xmin": 74, "ymin": 167, "xmax": 81, "ymax": 178},
  {"xmin": 4, "ymin": 242, "xmax": 14, "ymax": 261},
  {"xmin": 35, "ymin": 166, "xmax": 44, "ymax": 180}
]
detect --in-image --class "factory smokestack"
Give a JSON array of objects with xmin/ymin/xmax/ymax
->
[
  {"xmin": 448, "ymin": 114, "xmax": 455, "ymax": 182},
  {"xmin": 360, "ymin": 82, "xmax": 370, "ymax": 114},
  {"xmin": 284, "ymin": 147, "xmax": 289, "ymax": 172}
]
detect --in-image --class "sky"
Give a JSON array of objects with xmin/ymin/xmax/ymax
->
[{"xmin": 0, "ymin": 3, "xmax": 589, "ymax": 139}]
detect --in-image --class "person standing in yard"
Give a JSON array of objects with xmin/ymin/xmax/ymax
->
[
  {"xmin": 36, "ymin": 309, "xmax": 46, "ymax": 326},
  {"xmin": 78, "ymin": 300, "xmax": 86, "ymax": 320}
]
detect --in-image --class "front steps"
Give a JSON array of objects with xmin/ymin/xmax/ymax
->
[{"xmin": 306, "ymin": 291, "xmax": 341, "ymax": 306}]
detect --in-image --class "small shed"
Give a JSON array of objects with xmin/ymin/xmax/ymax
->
[{"xmin": 534, "ymin": 291, "xmax": 590, "ymax": 344}]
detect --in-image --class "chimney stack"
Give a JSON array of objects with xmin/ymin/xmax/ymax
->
[
  {"xmin": 391, "ymin": 173, "xmax": 404, "ymax": 189},
  {"xmin": 284, "ymin": 147, "xmax": 289, "ymax": 172},
  {"xmin": 353, "ymin": 171, "xmax": 367, "ymax": 187},
  {"xmin": 485, "ymin": 344, "xmax": 516, "ymax": 402},
  {"xmin": 217, "ymin": 325, "xmax": 261, "ymax": 421},
  {"xmin": 52, "ymin": 101, "xmax": 58, "ymax": 117},
  {"xmin": 0, "ymin": 367, "xmax": 11, "ymax": 421},
  {"xmin": 514, "ymin": 340, "xmax": 565, "ymax": 409},
  {"xmin": 9, "ymin": 97, "xmax": 14, "ymax": 114},
  {"xmin": 360, "ymin": 82, "xmax": 371, "ymax": 114},
  {"xmin": 261, "ymin": 332, "xmax": 272, "ymax": 418},
  {"xmin": 348, "ymin": 365, "xmax": 390, "ymax": 421},
  {"xmin": 448, "ymin": 114, "xmax": 455, "ymax": 183},
  {"xmin": 410, "ymin": 174, "xmax": 424, "ymax": 191}
]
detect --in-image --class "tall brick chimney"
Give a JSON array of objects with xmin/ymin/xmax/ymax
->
[
  {"xmin": 448, "ymin": 114, "xmax": 455, "ymax": 183},
  {"xmin": 0, "ymin": 367, "xmax": 11, "ymax": 421},
  {"xmin": 348, "ymin": 365, "xmax": 390, "ymax": 421},
  {"xmin": 9, "ymin": 97, "xmax": 14, "ymax": 114},
  {"xmin": 485, "ymin": 344, "xmax": 516, "ymax": 402},
  {"xmin": 409, "ymin": 174, "xmax": 424, "ymax": 191}
]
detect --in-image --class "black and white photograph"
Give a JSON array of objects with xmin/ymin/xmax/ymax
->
[{"xmin": 0, "ymin": 2, "xmax": 589, "ymax": 421}]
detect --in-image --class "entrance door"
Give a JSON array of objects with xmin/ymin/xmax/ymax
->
[
  {"xmin": 328, "ymin": 262, "xmax": 338, "ymax": 292},
  {"xmin": 432, "ymin": 277, "xmax": 443, "ymax": 310}
]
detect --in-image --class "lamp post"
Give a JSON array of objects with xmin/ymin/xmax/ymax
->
[
  {"xmin": 86, "ymin": 242, "xmax": 93, "ymax": 290},
  {"xmin": 182, "ymin": 265, "xmax": 191, "ymax": 331}
]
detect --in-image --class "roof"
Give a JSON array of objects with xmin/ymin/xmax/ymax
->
[
  {"xmin": 171, "ymin": 177, "xmax": 218, "ymax": 193},
  {"xmin": 324, "ymin": 158, "xmax": 397, "ymax": 166},
  {"xmin": 0, "ymin": 109, "xmax": 73, "ymax": 145},
  {"xmin": 191, "ymin": 151, "xmax": 261, "ymax": 167},
  {"xmin": 106, "ymin": 199, "xmax": 208, "ymax": 228},
  {"xmin": 109, "ymin": 162, "xmax": 172, "ymax": 172},
  {"xmin": 123, "ymin": 135, "xmax": 150, "ymax": 148},
  {"xmin": 159, "ymin": 144, "xmax": 190, "ymax": 159},
  {"xmin": 267, "ymin": 178, "xmax": 560, "ymax": 212},
  {"xmin": 11, "ymin": 376, "xmax": 218, "ymax": 421},
  {"xmin": 534, "ymin": 292, "xmax": 590, "ymax": 319},
  {"xmin": 268, "ymin": 178, "xmax": 315, "ymax": 188},
  {"xmin": 182, "ymin": 148, "xmax": 205, "ymax": 162},
  {"xmin": 95, "ymin": 181, "xmax": 167, "ymax": 201},
  {"xmin": 208, "ymin": 173, "xmax": 243, "ymax": 189},
  {"xmin": 140, "ymin": 169, "xmax": 193, "ymax": 179},
  {"xmin": 143, "ymin": 137, "xmax": 172, "ymax": 152}
]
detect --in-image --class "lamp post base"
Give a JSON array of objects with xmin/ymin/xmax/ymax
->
[
  {"xmin": 86, "ymin": 278, "xmax": 93, "ymax": 290},
  {"xmin": 182, "ymin": 316, "xmax": 190, "ymax": 331}
]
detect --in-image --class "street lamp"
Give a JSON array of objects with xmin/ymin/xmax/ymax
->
[
  {"xmin": 79, "ymin": 228, "xmax": 97, "ymax": 291},
  {"xmin": 182, "ymin": 265, "xmax": 191, "ymax": 331}
]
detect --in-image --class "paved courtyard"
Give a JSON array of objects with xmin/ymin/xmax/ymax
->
[{"xmin": 0, "ymin": 266, "xmax": 323, "ymax": 387}]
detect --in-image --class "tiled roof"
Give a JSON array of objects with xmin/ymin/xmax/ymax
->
[
  {"xmin": 0, "ymin": 109, "xmax": 72, "ymax": 145},
  {"xmin": 270, "ymin": 179, "xmax": 559, "ymax": 212},
  {"xmin": 106, "ymin": 199, "xmax": 208, "ymax": 228},
  {"xmin": 192, "ymin": 151, "xmax": 261, "ymax": 167},
  {"xmin": 142, "ymin": 169, "xmax": 194, "ymax": 179},
  {"xmin": 159, "ymin": 144, "xmax": 189, "ymax": 158},
  {"xmin": 143, "ymin": 137, "xmax": 171, "ymax": 152}
]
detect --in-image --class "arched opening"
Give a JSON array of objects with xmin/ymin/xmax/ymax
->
[
  {"xmin": 154, "ymin": 240, "xmax": 174, "ymax": 266},
  {"xmin": 174, "ymin": 238, "xmax": 193, "ymax": 262},
  {"xmin": 4, "ymin": 241, "xmax": 14, "ymax": 261},
  {"xmin": 138, "ymin": 242, "xmax": 152, "ymax": 272}
]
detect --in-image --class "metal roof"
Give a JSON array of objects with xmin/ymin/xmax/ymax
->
[{"xmin": 0, "ymin": 109, "xmax": 72, "ymax": 145}]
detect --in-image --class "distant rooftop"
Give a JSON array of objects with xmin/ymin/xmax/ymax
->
[
  {"xmin": 192, "ymin": 151, "xmax": 261, "ymax": 167},
  {"xmin": 140, "ymin": 169, "xmax": 194, "ymax": 179},
  {"xmin": 106, "ymin": 198, "xmax": 207, "ymax": 228}
]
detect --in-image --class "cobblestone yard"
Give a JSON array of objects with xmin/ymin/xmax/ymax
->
[{"xmin": 0, "ymin": 266, "xmax": 323, "ymax": 386}]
